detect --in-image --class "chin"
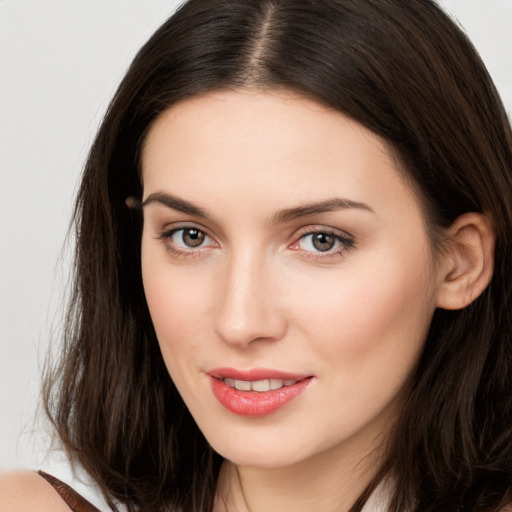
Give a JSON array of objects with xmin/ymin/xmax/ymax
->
[
  {"xmin": 217, "ymin": 445, "xmax": 306, "ymax": 469},
  {"xmin": 201, "ymin": 424, "xmax": 327, "ymax": 469}
]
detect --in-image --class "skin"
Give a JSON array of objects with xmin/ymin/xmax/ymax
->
[
  {"xmin": 140, "ymin": 88, "xmax": 446, "ymax": 511},
  {"xmin": 0, "ymin": 472, "xmax": 70, "ymax": 512}
]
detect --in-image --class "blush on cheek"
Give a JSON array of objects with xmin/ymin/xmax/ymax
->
[
  {"xmin": 143, "ymin": 281, "xmax": 215, "ymax": 384},
  {"xmin": 299, "ymin": 268, "xmax": 432, "ymax": 362},
  {"xmin": 143, "ymin": 259, "xmax": 210, "ymax": 320}
]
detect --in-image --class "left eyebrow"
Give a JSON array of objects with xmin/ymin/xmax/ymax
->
[
  {"xmin": 141, "ymin": 192, "xmax": 209, "ymax": 218},
  {"xmin": 272, "ymin": 198, "xmax": 375, "ymax": 224}
]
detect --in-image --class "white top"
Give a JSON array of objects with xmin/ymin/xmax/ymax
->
[{"xmin": 362, "ymin": 478, "xmax": 392, "ymax": 512}]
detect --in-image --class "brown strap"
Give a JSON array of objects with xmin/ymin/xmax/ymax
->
[{"xmin": 37, "ymin": 470, "xmax": 101, "ymax": 512}]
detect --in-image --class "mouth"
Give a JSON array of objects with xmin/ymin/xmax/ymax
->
[
  {"xmin": 207, "ymin": 368, "xmax": 313, "ymax": 417},
  {"xmin": 222, "ymin": 377, "xmax": 301, "ymax": 392}
]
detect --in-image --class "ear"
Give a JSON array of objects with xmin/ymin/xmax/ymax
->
[{"xmin": 436, "ymin": 212, "xmax": 496, "ymax": 310}]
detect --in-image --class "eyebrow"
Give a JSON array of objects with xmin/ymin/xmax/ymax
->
[
  {"xmin": 141, "ymin": 192, "xmax": 209, "ymax": 218},
  {"xmin": 141, "ymin": 192, "xmax": 374, "ymax": 223},
  {"xmin": 271, "ymin": 198, "xmax": 375, "ymax": 224}
]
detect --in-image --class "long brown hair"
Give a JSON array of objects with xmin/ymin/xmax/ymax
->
[{"xmin": 44, "ymin": 1, "xmax": 512, "ymax": 510}]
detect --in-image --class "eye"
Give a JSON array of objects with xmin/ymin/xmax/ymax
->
[
  {"xmin": 290, "ymin": 228, "xmax": 354, "ymax": 257},
  {"xmin": 300, "ymin": 232, "xmax": 338, "ymax": 252},
  {"xmin": 158, "ymin": 226, "xmax": 216, "ymax": 256},
  {"xmin": 173, "ymin": 228, "xmax": 209, "ymax": 248}
]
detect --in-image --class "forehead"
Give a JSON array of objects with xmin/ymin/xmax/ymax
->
[{"xmin": 140, "ymin": 89, "xmax": 420, "ymax": 223}]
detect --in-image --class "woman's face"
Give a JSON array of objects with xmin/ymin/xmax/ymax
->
[{"xmin": 141, "ymin": 89, "xmax": 443, "ymax": 469}]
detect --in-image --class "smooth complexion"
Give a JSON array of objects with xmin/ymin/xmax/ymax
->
[{"xmin": 140, "ymin": 89, "xmax": 447, "ymax": 511}]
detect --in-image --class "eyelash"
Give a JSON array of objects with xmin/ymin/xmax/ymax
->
[
  {"xmin": 290, "ymin": 228, "xmax": 355, "ymax": 260},
  {"xmin": 157, "ymin": 225, "xmax": 355, "ymax": 261},
  {"xmin": 157, "ymin": 225, "xmax": 216, "ymax": 259}
]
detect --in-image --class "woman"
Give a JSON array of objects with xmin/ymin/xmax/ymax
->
[{"xmin": 1, "ymin": 0, "xmax": 511, "ymax": 510}]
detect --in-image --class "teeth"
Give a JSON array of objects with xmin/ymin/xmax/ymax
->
[
  {"xmin": 270, "ymin": 379, "xmax": 283, "ymax": 390},
  {"xmin": 224, "ymin": 378, "xmax": 236, "ymax": 388},
  {"xmin": 251, "ymin": 379, "xmax": 271, "ymax": 392},
  {"xmin": 234, "ymin": 380, "xmax": 251, "ymax": 391},
  {"xmin": 223, "ymin": 378, "xmax": 299, "ymax": 392}
]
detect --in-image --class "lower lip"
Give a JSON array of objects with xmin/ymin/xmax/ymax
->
[{"xmin": 210, "ymin": 377, "xmax": 312, "ymax": 417}]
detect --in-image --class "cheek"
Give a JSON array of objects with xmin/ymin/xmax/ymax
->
[
  {"xmin": 286, "ymin": 246, "xmax": 436, "ymax": 370},
  {"xmin": 141, "ymin": 245, "xmax": 214, "ymax": 371},
  {"xmin": 145, "ymin": 278, "xmax": 210, "ymax": 339}
]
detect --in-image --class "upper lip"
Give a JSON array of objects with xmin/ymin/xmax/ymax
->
[{"xmin": 207, "ymin": 367, "xmax": 312, "ymax": 381}]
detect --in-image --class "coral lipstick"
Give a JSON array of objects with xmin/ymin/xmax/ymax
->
[{"xmin": 208, "ymin": 368, "xmax": 313, "ymax": 417}]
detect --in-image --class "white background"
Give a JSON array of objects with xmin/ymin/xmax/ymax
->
[{"xmin": 1, "ymin": 0, "xmax": 511, "ymax": 471}]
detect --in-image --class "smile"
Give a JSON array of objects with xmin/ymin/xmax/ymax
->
[
  {"xmin": 208, "ymin": 369, "xmax": 313, "ymax": 417},
  {"xmin": 222, "ymin": 378, "xmax": 299, "ymax": 392}
]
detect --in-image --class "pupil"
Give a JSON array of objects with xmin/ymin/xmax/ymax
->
[
  {"xmin": 183, "ymin": 229, "xmax": 205, "ymax": 247},
  {"xmin": 312, "ymin": 233, "xmax": 335, "ymax": 251}
]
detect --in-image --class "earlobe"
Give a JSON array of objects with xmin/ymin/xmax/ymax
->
[{"xmin": 436, "ymin": 212, "xmax": 496, "ymax": 310}]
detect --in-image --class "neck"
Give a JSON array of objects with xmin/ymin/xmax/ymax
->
[{"xmin": 214, "ymin": 429, "xmax": 389, "ymax": 512}]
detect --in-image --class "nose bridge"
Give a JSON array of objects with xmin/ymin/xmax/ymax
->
[{"xmin": 214, "ymin": 244, "xmax": 285, "ymax": 347}]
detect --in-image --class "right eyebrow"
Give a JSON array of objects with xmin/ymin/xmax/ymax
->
[
  {"xmin": 271, "ymin": 197, "xmax": 375, "ymax": 224},
  {"xmin": 141, "ymin": 192, "xmax": 209, "ymax": 218}
]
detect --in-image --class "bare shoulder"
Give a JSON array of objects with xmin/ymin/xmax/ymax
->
[{"xmin": 0, "ymin": 470, "xmax": 69, "ymax": 512}]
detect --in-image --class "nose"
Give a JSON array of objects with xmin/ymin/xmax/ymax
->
[{"xmin": 214, "ymin": 251, "xmax": 287, "ymax": 348}]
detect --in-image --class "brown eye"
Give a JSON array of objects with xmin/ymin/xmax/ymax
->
[
  {"xmin": 311, "ymin": 233, "xmax": 335, "ymax": 252},
  {"xmin": 294, "ymin": 230, "xmax": 354, "ymax": 256},
  {"xmin": 182, "ymin": 228, "xmax": 205, "ymax": 247},
  {"xmin": 160, "ymin": 226, "xmax": 215, "ymax": 257}
]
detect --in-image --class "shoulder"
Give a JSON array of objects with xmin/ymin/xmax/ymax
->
[{"xmin": 0, "ymin": 470, "xmax": 70, "ymax": 512}]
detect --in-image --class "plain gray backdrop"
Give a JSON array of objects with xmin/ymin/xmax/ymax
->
[{"xmin": 1, "ymin": 0, "xmax": 511, "ymax": 471}]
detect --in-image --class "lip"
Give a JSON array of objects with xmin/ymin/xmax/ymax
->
[
  {"xmin": 207, "ymin": 368, "xmax": 313, "ymax": 417},
  {"xmin": 208, "ymin": 367, "xmax": 310, "ymax": 381}
]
